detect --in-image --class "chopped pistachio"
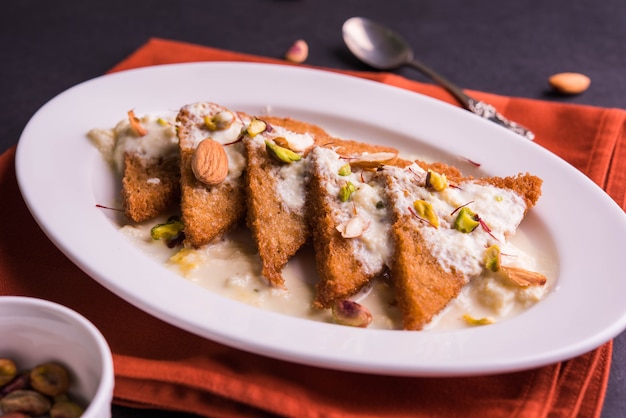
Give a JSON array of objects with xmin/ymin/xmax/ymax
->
[
  {"xmin": 413, "ymin": 199, "xmax": 439, "ymax": 227},
  {"xmin": 484, "ymin": 245, "xmax": 501, "ymax": 272},
  {"xmin": 463, "ymin": 314, "xmax": 495, "ymax": 326},
  {"xmin": 204, "ymin": 111, "xmax": 235, "ymax": 131},
  {"xmin": 246, "ymin": 118, "xmax": 267, "ymax": 137},
  {"xmin": 150, "ymin": 218, "xmax": 184, "ymax": 241},
  {"xmin": 495, "ymin": 195, "xmax": 504, "ymax": 202},
  {"xmin": 454, "ymin": 207, "xmax": 479, "ymax": 233},
  {"xmin": 338, "ymin": 181, "xmax": 356, "ymax": 202},
  {"xmin": 265, "ymin": 140, "xmax": 302, "ymax": 163},
  {"xmin": 156, "ymin": 117, "xmax": 170, "ymax": 126},
  {"xmin": 425, "ymin": 170, "xmax": 448, "ymax": 191},
  {"xmin": 338, "ymin": 163, "xmax": 352, "ymax": 176}
]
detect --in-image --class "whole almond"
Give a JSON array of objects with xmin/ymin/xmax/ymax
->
[
  {"xmin": 192, "ymin": 138, "xmax": 229, "ymax": 186},
  {"xmin": 548, "ymin": 72, "xmax": 591, "ymax": 95}
]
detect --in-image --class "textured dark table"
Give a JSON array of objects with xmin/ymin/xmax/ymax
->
[{"xmin": 3, "ymin": 1, "xmax": 625, "ymax": 417}]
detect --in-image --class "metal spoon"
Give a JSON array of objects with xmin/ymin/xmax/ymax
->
[{"xmin": 342, "ymin": 17, "xmax": 535, "ymax": 140}]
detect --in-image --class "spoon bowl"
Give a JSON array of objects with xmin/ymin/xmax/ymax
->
[{"xmin": 342, "ymin": 17, "xmax": 413, "ymax": 70}]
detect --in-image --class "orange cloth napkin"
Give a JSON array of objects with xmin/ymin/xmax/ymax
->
[{"xmin": 2, "ymin": 37, "xmax": 625, "ymax": 417}]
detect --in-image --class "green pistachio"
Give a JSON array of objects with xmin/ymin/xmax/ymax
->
[
  {"xmin": 204, "ymin": 111, "xmax": 235, "ymax": 131},
  {"xmin": 454, "ymin": 207, "xmax": 479, "ymax": 233},
  {"xmin": 246, "ymin": 118, "xmax": 267, "ymax": 137},
  {"xmin": 413, "ymin": 200, "xmax": 439, "ymax": 227},
  {"xmin": 338, "ymin": 163, "xmax": 352, "ymax": 176},
  {"xmin": 150, "ymin": 217, "xmax": 184, "ymax": 241},
  {"xmin": 338, "ymin": 181, "xmax": 356, "ymax": 202},
  {"xmin": 265, "ymin": 140, "xmax": 302, "ymax": 163},
  {"xmin": 484, "ymin": 245, "xmax": 501, "ymax": 272},
  {"xmin": 425, "ymin": 170, "xmax": 448, "ymax": 191}
]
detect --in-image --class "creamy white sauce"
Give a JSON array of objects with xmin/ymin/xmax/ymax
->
[
  {"xmin": 310, "ymin": 147, "xmax": 393, "ymax": 275},
  {"xmin": 178, "ymin": 102, "xmax": 250, "ymax": 179},
  {"xmin": 247, "ymin": 127, "xmax": 313, "ymax": 214},
  {"xmin": 424, "ymin": 230, "xmax": 554, "ymax": 330},
  {"xmin": 87, "ymin": 113, "xmax": 178, "ymax": 174},
  {"xmin": 119, "ymin": 214, "xmax": 553, "ymax": 331},
  {"xmin": 179, "ymin": 103, "xmax": 247, "ymax": 148},
  {"xmin": 385, "ymin": 163, "xmax": 527, "ymax": 279},
  {"xmin": 92, "ymin": 112, "xmax": 553, "ymax": 331},
  {"xmin": 276, "ymin": 159, "xmax": 309, "ymax": 210},
  {"xmin": 271, "ymin": 125, "xmax": 314, "ymax": 152}
]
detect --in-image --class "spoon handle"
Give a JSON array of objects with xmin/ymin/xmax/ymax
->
[
  {"xmin": 406, "ymin": 59, "xmax": 535, "ymax": 140},
  {"xmin": 466, "ymin": 98, "xmax": 535, "ymax": 140}
]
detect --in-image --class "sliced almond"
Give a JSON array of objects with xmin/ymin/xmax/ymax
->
[
  {"xmin": 127, "ymin": 110, "xmax": 147, "ymax": 136},
  {"xmin": 336, "ymin": 216, "xmax": 369, "ymax": 238},
  {"xmin": 273, "ymin": 136, "xmax": 291, "ymax": 149},
  {"xmin": 273, "ymin": 133, "xmax": 314, "ymax": 153},
  {"xmin": 501, "ymin": 266, "xmax": 547, "ymax": 287},
  {"xmin": 191, "ymin": 138, "xmax": 229, "ymax": 186},
  {"xmin": 348, "ymin": 152, "xmax": 397, "ymax": 170}
]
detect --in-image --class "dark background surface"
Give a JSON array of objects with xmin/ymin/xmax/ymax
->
[{"xmin": 2, "ymin": 1, "xmax": 625, "ymax": 417}]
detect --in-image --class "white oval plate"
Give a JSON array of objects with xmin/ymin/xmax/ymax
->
[{"xmin": 16, "ymin": 62, "xmax": 626, "ymax": 376}]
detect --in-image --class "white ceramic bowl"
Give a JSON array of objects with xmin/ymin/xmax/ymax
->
[{"xmin": 0, "ymin": 296, "xmax": 114, "ymax": 418}]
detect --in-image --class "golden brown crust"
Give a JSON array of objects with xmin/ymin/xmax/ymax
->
[
  {"xmin": 386, "ymin": 168, "xmax": 543, "ymax": 330},
  {"xmin": 245, "ymin": 116, "xmax": 401, "ymax": 289},
  {"xmin": 121, "ymin": 153, "xmax": 180, "ymax": 223},
  {"xmin": 390, "ymin": 214, "xmax": 467, "ymax": 330},
  {"xmin": 416, "ymin": 160, "xmax": 542, "ymax": 209},
  {"xmin": 262, "ymin": 116, "xmax": 334, "ymax": 146},
  {"xmin": 308, "ymin": 163, "xmax": 379, "ymax": 309},
  {"xmin": 476, "ymin": 173, "xmax": 543, "ymax": 210},
  {"xmin": 415, "ymin": 160, "xmax": 465, "ymax": 183},
  {"xmin": 307, "ymin": 140, "xmax": 402, "ymax": 309},
  {"xmin": 176, "ymin": 103, "xmax": 252, "ymax": 247},
  {"xmin": 179, "ymin": 148, "xmax": 246, "ymax": 247},
  {"xmin": 325, "ymin": 138, "xmax": 400, "ymax": 158},
  {"xmin": 244, "ymin": 116, "xmax": 336, "ymax": 288},
  {"xmin": 244, "ymin": 142, "xmax": 308, "ymax": 288}
]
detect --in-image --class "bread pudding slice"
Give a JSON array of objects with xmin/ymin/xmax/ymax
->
[
  {"xmin": 382, "ymin": 162, "xmax": 542, "ymax": 330},
  {"xmin": 306, "ymin": 145, "xmax": 407, "ymax": 309},
  {"xmin": 177, "ymin": 102, "xmax": 250, "ymax": 247},
  {"xmin": 87, "ymin": 111, "xmax": 180, "ymax": 223},
  {"xmin": 243, "ymin": 116, "xmax": 339, "ymax": 288},
  {"xmin": 122, "ymin": 151, "xmax": 180, "ymax": 222}
]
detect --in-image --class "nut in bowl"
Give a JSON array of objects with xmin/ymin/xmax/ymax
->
[{"xmin": 0, "ymin": 297, "xmax": 114, "ymax": 418}]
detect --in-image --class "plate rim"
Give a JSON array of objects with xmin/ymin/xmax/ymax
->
[{"xmin": 15, "ymin": 61, "xmax": 626, "ymax": 377}]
